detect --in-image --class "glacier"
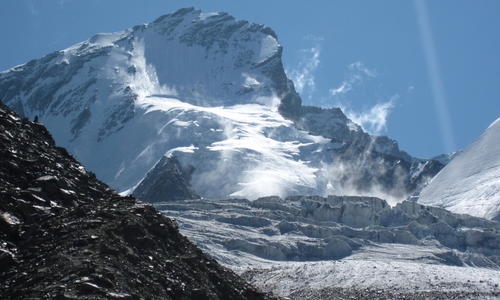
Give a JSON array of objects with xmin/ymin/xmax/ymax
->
[{"xmin": 157, "ymin": 195, "xmax": 500, "ymax": 298}]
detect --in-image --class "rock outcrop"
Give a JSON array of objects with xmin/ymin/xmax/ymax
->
[
  {"xmin": 296, "ymin": 106, "xmax": 446, "ymax": 200},
  {"xmin": 132, "ymin": 155, "xmax": 200, "ymax": 202},
  {"xmin": 0, "ymin": 99, "xmax": 276, "ymax": 299}
]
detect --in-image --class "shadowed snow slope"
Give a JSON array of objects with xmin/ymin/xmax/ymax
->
[{"xmin": 417, "ymin": 118, "xmax": 500, "ymax": 220}]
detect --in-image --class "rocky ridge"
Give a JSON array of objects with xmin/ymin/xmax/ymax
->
[
  {"xmin": 0, "ymin": 99, "xmax": 276, "ymax": 299},
  {"xmin": 296, "ymin": 106, "xmax": 446, "ymax": 201}
]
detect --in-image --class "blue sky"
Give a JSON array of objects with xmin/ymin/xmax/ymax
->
[{"xmin": 1, "ymin": 0, "xmax": 499, "ymax": 159}]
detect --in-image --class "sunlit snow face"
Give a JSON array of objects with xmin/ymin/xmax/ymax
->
[{"xmin": 133, "ymin": 96, "xmax": 322, "ymax": 199}]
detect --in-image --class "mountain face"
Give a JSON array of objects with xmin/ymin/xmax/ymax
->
[
  {"xmin": 0, "ymin": 7, "xmax": 443, "ymax": 202},
  {"xmin": 417, "ymin": 118, "xmax": 500, "ymax": 220},
  {"xmin": 0, "ymin": 99, "xmax": 276, "ymax": 299}
]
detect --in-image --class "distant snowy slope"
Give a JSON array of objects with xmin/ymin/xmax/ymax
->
[{"xmin": 417, "ymin": 118, "xmax": 500, "ymax": 220}]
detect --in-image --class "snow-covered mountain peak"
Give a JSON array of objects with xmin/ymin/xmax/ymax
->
[
  {"xmin": 132, "ymin": 7, "xmax": 285, "ymax": 108},
  {"xmin": 3, "ymin": 7, "xmax": 291, "ymax": 118},
  {"xmin": 1, "ymin": 8, "xmax": 441, "ymax": 201},
  {"xmin": 417, "ymin": 117, "xmax": 500, "ymax": 220}
]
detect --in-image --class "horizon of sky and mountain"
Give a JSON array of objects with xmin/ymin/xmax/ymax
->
[{"xmin": 1, "ymin": 0, "xmax": 499, "ymax": 159}]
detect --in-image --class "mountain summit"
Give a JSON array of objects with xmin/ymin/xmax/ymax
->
[{"xmin": 0, "ymin": 8, "xmax": 442, "ymax": 201}]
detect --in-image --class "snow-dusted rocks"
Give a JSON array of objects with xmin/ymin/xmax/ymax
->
[{"xmin": 417, "ymin": 118, "xmax": 500, "ymax": 220}]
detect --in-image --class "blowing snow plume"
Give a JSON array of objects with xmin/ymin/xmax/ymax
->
[
  {"xmin": 284, "ymin": 45, "xmax": 416, "ymax": 202},
  {"xmin": 291, "ymin": 61, "xmax": 416, "ymax": 204},
  {"xmin": 328, "ymin": 62, "xmax": 398, "ymax": 136},
  {"xmin": 286, "ymin": 36, "xmax": 322, "ymax": 102}
]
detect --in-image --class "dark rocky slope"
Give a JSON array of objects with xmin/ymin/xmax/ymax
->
[{"xmin": 0, "ymin": 99, "xmax": 276, "ymax": 299}]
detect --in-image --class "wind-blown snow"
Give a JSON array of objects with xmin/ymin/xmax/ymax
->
[
  {"xmin": 132, "ymin": 95, "xmax": 329, "ymax": 199},
  {"xmin": 0, "ymin": 7, "xmax": 359, "ymax": 200},
  {"xmin": 417, "ymin": 118, "xmax": 500, "ymax": 220},
  {"xmin": 2, "ymin": 8, "xmax": 499, "ymax": 297}
]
